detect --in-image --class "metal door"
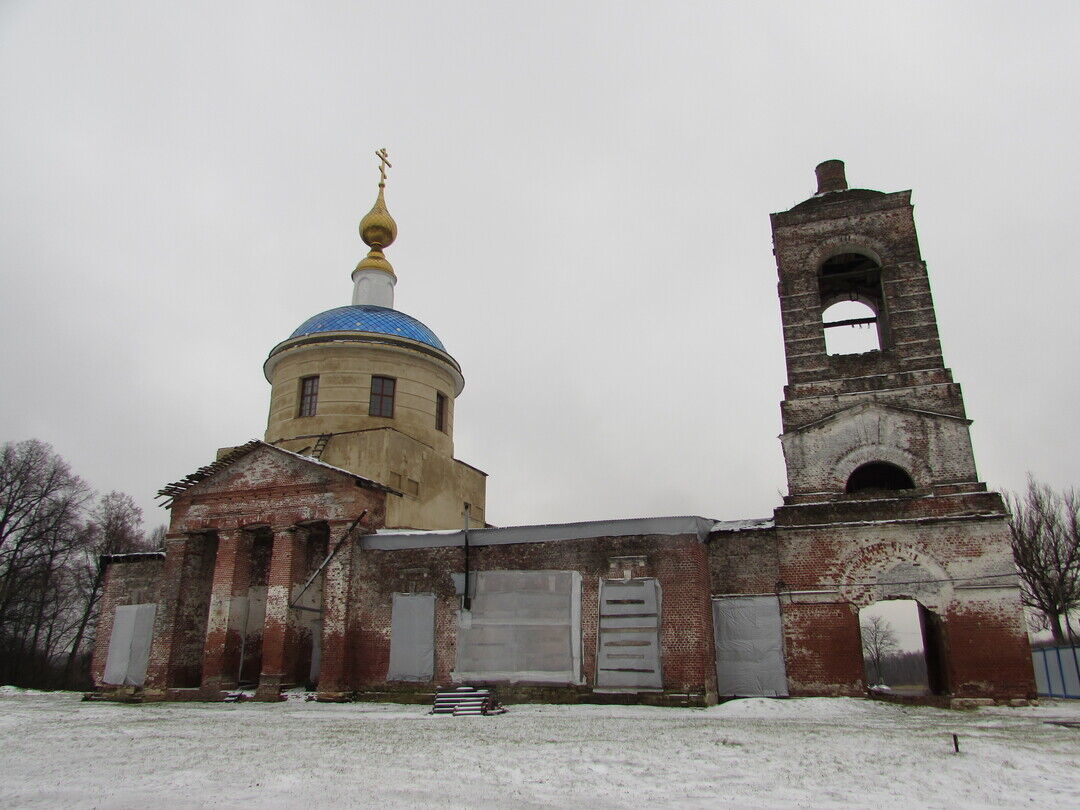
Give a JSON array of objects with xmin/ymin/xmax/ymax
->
[
  {"xmin": 712, "ymin": 595, "xmax": 788, "ymax": 696},
  {"xmin": 596, "ymin": 578, "xmax": 662, "ymax": 689},
  {"xmin": 387, "ymin": 592, "xmax": 435, "ymax": 682}
]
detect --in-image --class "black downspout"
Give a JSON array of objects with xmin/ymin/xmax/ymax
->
[{"xmin": 463, "ymin": 504, "xmax": 471, "ymax": 610}]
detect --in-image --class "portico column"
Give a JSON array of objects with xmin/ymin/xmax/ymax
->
[
  {"xmin": 317, "ymin": 520, "xmax": 354, "ymax": 698},
  {"xmin": 201, "ymin": 528, "xmax": 253, "ymax": 693},
  {"xmin": 144, "ymin": 533, "xmax": 197, "ymax": 694},
  {"xmin": 256, "ymin": 525, "xmax": 306, "ymax": 700}
]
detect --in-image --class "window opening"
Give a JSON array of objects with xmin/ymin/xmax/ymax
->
[
  {"xmin": 819, "ymin": 252, "xmax": 884, "ymax": 354},
  {"xmin": 846, "ymin": 461, "xmax": 915, "ymax": 493},
  {"xmin": 369, "ymin": 375, "xmax": 396, "ymax": 418},
  {"xmin": 823, "ymin": 300, "xmax": 880, "ymax": 354},
  {"xmin": 435, "ymin": 392, "xmax": 447, "ymax": 432},
  {"xmin": 298, "ymin": 376, "xmax": 319, "ymax": 417}
]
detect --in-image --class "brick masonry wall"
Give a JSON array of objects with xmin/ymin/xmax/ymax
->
[
  {"xmin": 128, "ymin": 445, "xmax": 389, "ymax": 697},
  {"xmin": 708, "ymin": 529, "xmax": 779, "ymax": 594},
  {"xmin": 773, "ymin": 510, "xmax": 1035, "ymax": 699},
  {"xmin": 348, "ymin": 533, "xmax": 714, "ymax": 696},
  {"xmin": 781, "ymin": 601, "xmax": 865, "ymax": 696},
  {"xmin": 91, "ymin": 556, "xmax": 165, "ymax": 687},
  {"xmin": 781, "ymin": 405, "xmax": 979, "ymax": 495},
  {"xmin": 169, "ymin": 448, "xmax": 388, "ymax": 535},
  {"xmin": 144, "ymin": 534, "xmax": 217, "ymax": 690}
]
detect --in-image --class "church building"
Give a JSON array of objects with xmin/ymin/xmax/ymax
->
[{"xmin": 92, "ymin": 158, "xmax": 1036, "ymax": 706}]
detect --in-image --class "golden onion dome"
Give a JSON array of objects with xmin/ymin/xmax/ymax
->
[
  {"xmin": 359, "ymin": 185, "xmax": 397, "ymax": 250},
  {"xmin": 356, "ymin": 149, "xmax": 398, "ymax": 276}
]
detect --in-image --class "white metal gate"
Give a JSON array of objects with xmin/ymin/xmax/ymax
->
[
  {"xmin": 596, "ymin": 578, "xmax": 662, "ymax": 690},
  {"xmin": 712, "ymin": 595, "xmax": 788, "ymax": 697}
]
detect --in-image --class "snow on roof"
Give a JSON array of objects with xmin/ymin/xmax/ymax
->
[
  {"xmin": 100, "ymin": 551, "xmax": 165, "ymax": 563},
  {"xmin": 710, "ymin": 518, "xmax": 775, "ymax": 533},
  {"xmin": 364, "ymin": 515, "xmax": 718, "ymax": 550}
]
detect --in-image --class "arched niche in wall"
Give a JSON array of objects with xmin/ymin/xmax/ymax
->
[{"xmin": 846, "ymin": 461, "xmax": 916, "ymax": 493}]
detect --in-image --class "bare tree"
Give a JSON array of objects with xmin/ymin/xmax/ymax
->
[
  {"xmin": 0, "ymin": 440, "xmax": 92, "ymax": 686},
  {"xmin": 1006, "ymin": 478, "xmax": 1080, "ymax": 644},
  {"xmin": 147, "ymin": 524, "xmax": 167, "ymax": 550},
  {"xmin": 861, "ymin": 614, "xmax": 898, "ymax": 686}
]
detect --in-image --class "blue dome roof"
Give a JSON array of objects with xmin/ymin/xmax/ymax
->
[{"xmin": 289, "ymin": 305, "xmax": 447, "ymax": 352}]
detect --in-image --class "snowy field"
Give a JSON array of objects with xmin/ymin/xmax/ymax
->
[{"xmin": 1, "ymin": 688, "xmax": 1078, "ymax": 809}]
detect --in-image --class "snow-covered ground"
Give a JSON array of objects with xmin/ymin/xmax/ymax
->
[{"xmin": 1, "ymin": 688, "xmax": 1077, "ymax": 809}]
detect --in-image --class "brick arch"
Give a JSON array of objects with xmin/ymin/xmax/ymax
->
[
  {"xmin": 809, "ymin": 236, "xmax": 890, "ymax": 270},
  {"xmin": 835, "ymin": 541, "xmax": 953, "ymax": 611},
  {"xmin": 833, "ymin": 444, "xmax": 928, "ymax": 492}
]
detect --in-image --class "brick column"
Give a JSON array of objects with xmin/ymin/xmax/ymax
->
[
  {"xmin": 144, "ymin": 533, "xmax": 197, "ymax": 695},
  {"xmin": 256, "ymin": 525, "xmax": 306, "ymax": 700},
  {"xmin": 200, "ymin": 528, "xmax": 253, "ymax": 694},
  {"xmin": 317, "ymin": 521, "xmax": 354, "ymax": 699}
]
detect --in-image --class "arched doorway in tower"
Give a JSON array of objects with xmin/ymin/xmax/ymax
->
[{"xmin": 858, "ymin": 599, "xmax": 948, "ymax": 696}]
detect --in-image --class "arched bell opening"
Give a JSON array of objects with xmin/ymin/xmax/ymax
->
[
  {"xmin": 823, "ymin": 300, "xmax": 880, "ymax": 354},
  {"xmin": 819, "ymin": 251, "xmax": 886, "ymax": 354},
  {"xmin": 846, "ymin": 461, "xmax": 915, "ymax": 493}
]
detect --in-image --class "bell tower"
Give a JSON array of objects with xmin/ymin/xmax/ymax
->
[{"xmin": 771, "ymin": 160, "xmax": 986, "ymax": 505}]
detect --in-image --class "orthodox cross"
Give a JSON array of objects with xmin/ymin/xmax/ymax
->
[{"xmin": 376, "ymin": 148, "xmax": 392, "ymax": 186}]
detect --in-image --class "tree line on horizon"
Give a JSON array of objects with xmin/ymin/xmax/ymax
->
[{"xmin": 0, "ymin": 439, "xmax": 163, "ymax": 690}]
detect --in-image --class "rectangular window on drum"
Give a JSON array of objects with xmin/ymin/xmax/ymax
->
[
  {"xmin": 369, "ymin": 375, "xmax": 396, "ymax": 418},
  {"xmin": 435, "ymin": 392, "xmax": 447, "ymax": 432},
  {"xmin": 298, "ymin": 376, "xmax": 319, "ymax": 417}
]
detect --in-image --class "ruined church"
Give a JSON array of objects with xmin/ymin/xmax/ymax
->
[{"xmin": 92, "ymin": 158, "xmax": 1036, "ymax": 705}]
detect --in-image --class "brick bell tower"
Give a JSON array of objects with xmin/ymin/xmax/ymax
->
[
  {"xmin": 766, "ymin": 160, "xmax": 1035, "ymax": 701},
  {"xmin": 772, "ymin": 159, "xmax": 985, "ymax": 505}
]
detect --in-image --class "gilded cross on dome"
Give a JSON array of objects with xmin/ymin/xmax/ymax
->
[
  {"xmin": 376, "ymin": 148, "xmax": 392, "ymax": 187},
  {"xmin": 356, "ymin": 147, "xmax": 398, "ymax": 277}
]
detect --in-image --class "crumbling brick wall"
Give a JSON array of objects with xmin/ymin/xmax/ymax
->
[
  {"xmin": 349, "ymin": 533, "xmax": 714, "ymax": 696},
  {"xmin": 91, "ymin": 554, "xmax": 165, "ymax": 687},
  {"xmin": 773, "ymin": 498, "xmax": 1034, "ymax": 699}
]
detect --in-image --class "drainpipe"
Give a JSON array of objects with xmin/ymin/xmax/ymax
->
[{"xmin": 462, "ymin": 505, "xmax": 471, "ymax": 610}]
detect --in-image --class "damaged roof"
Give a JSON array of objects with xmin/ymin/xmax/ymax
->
[{"xmin": 156, "ymin": 439, "xmax": 398, "ymax": 505}]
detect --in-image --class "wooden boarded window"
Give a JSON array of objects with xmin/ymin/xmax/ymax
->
[
  {"xmin": 435, "ymin": 392, "xmax": 447, "ymax": 432},
  {"xmin": 369, "ymin": 375, "xmax": 395, "ymax": 418},
  {"xmin": 298, "ymin": 376, "xmax": 319, "ymax": 417}
]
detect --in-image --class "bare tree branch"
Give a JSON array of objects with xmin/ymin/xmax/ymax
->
[
  {"xmin": 861, "ymin": 614, "xmax": 898, "ymax": 686},
  {"xmin": 1006, "ymin": 477, "xmax": 1080, "ymax": 644}
]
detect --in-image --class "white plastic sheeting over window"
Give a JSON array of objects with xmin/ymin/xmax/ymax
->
[
  {"xmin": 387, "ymin": 592, "xmax": 435, "ymax": 682},
  {"xmin": 103, "ymin": 604, "xmax": 157, "ymax": 687},
  {"xmin": 596, "ymin": 578, "xmax": 662, "ymax": 690},
  {"xmin": 712, "ymin": 595, "xmax": 789, "ymax": 697},
  {"xmin": 453, "ymin": 571, "xmax": 582, "ymax": 684}
]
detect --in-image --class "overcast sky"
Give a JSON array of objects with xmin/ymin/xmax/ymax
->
[{"xmin": 2, "ymin": 2, "xmax": 1079, "ymax": 533}]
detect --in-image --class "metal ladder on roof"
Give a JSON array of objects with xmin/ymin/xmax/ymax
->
[{"xmin": 310, "ymin": 434, "xmax": 332, "ymax": 460}]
